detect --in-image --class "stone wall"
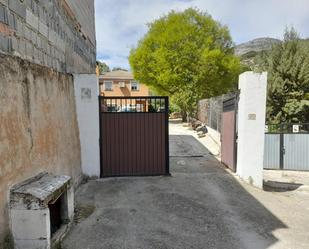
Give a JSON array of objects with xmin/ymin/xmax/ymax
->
[
  {"xmin": 197, "ymin": 99, "xmax": 209, "ymax": 125},
  {"xmin": 0, "ymin": 55, "xmax": 82, "ymax": 247},
  {"xmin": 197, "ymin": 93, "xmax": 235, "ymax": 133},
  {"xmin": 0, "ymin": 0, "xmax": 96, "ymax": 73}
]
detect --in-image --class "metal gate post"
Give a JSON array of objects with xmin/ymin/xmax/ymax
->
[
  {"xmin": 279, "ymin": 133, "xmax": 284, "ymax": 170},
  {"xmin": 98, "ymin": 96, "xmax": 103, "ymax": 177},
  {"xmin": 165, "ymin": 97, "xmax": 170, "ymax": 175},
  {"xmin": 233, "ymin": 93, "xmax": 239, "ymax": 171}
]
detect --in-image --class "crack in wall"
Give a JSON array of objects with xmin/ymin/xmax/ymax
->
[
  {"xmin": 21, "ymin": 77, "xmax": 34, "ymax": 155},
  {"xmin": 28, "ymin": 127, "xmax": 34, "ymax": 156},
  {"xmin": 21, "ymin": 77, "xmax": 31, "ymax": 120}
]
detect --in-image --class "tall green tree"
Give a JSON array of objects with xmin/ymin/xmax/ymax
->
[
  {"xmin": 96, "ymin": 61, "xmax": 110, "ymax": 74},
  {"xmin": 129, "ymin": 8, "xmax": 241, "ymax": 118},
  {"xmin": 256, "ymin": 28, "xmax": 309, "ymax": 123}
]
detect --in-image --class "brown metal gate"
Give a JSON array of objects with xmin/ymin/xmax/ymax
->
[
  {"xmin": 221, "ymin": 95, "xmax": 238, "ymax": 172},
  {"xmin": 99, "ymin": 96, "xmax": 169, "ymax": 177}
]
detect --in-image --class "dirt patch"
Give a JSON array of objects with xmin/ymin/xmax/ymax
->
[
  {"xmin": 52, "ymin": 241, "xmax": 69, "ymax": 249},
  {"xmin": 1, "ymin": 231, "xmax": 14, "ymax": 249},
  {"xmin": 74, "ymin": 204, "xmax": 96, "ymax": 223}
]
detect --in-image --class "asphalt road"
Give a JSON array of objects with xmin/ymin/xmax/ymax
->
[{"xmin": 62, "ymin": 123, "xmax": 309, "ymax": 249}]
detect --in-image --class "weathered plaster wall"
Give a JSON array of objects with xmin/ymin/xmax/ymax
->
[{"xmin": 0, "ymin": 55, "xmax": 82, "ymax": 246}]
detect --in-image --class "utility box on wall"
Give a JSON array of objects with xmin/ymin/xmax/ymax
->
[{"xmin": 236, "ymin": 72, "xmax": 267, "ymax": 188}]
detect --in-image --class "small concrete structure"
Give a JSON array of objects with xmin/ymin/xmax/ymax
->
[
  {"xmin": 73, "ymin": 74, "xmax": 100, "ymax": 177},
  {"xmin": 236, "ymin": 72, "xmax": 267, "ymax": 188},
  {"xmin": 10, "ymin": 173, "xmax": 74, "ymax": 249}
]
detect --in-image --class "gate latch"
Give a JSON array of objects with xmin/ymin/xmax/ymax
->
[{"xmin": 282, "ymin": 147, "xmax": 286, "ymax": 155}]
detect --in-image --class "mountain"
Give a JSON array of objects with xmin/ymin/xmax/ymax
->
[
  {"xmin": 235, "ymin": 38, "xmax": 281, "ymax": 57},
  {"xmin": 235, "ymin": 38, "xmax": 281, "ymax": 68}
]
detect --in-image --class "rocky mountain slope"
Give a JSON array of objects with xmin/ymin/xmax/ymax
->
[
  {"xmin": 235, "ymin": 38, "xmax": 281, "ymax": 67},
  {"xmin": 235, "ymin": 38, "xmax": 281, "ymax": 57}
]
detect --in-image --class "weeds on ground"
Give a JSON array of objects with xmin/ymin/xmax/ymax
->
[
  {"xmin": 1, "ymin": 231, "xmax": 14, "ymax": 249},
  {"xmin": 74, "ymin": 203, "xmax": 96, "ymax": 223}
]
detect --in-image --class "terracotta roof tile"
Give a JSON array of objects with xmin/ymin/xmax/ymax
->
[{"xmin": 100, "ymin": 70, "xmax": 134, "ymax": 80}]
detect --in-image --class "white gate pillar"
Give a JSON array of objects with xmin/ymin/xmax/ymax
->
[
  {"xmin": 73, "ymin": 74, "xmax": 100, "ymax": 177},
  {"xmin": 236, "ymin": 72, "xmax": 267, "ymax": 188}
]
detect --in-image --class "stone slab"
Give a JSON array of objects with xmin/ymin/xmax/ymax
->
[{"xmin": 10, "ymin": 172, "xmax": 71, "ymax": 205}]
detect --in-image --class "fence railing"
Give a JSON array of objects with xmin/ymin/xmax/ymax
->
[
  {"xmin": 99, "ymin": 96, "xmax": 168, "ymax": 113},
  {"xmin": 265, "ymin": 123, "xmax": 309, "ymax": 134}
]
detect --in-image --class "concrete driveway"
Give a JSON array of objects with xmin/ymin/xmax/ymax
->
[{"xmin": 62, "ymin": 122, "xmax": 309, "ymax": 249}]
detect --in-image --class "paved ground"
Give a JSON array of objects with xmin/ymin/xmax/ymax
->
[
  {"xmin": 169, "ymin": 120, "xmax": 221, "ymax": 158},
  {"xmin": 62, "ymin": 122, "xmax": 309, "ymax": 249}
]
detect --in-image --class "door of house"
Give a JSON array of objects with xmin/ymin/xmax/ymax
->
[
  {"xmin": 221, "ymin": 95, "xmax": 238, "ymax": 172},
  {"xmin": 99, "ymin": 96, "xmax": 170, "ymax": 177}
]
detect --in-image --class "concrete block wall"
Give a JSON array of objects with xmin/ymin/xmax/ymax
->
[
  {"xmin": 0, "ymin": 0, "xmax": 96, "ymax": 74},
  {"xmin": 65, "ymin": 0, "xmax": 96, "ymax": 46}
]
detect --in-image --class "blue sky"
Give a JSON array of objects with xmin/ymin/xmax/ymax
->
[{"xmin": 95, "ymin": 0, "xmax": 309, "ymax": 70}]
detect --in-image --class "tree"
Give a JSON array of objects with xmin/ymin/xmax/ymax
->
[
  {"xmin": 112, "ymin": 67, "xmax": 128, "ymax": 71},
  {"xmin": 256, "ymin": 28, "xmax": 309, "ymax": 123},
  {"xmin": 96, "ymin": 61, "xmax": 110, "ymax": 74},
  {"xmin": 129, "ymin": 8, "xmax": 241, "ymax": 118}
]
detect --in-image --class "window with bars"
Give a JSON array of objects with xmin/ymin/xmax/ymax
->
[
  {"xmin": 131, "ymin": 81, "xmax": 140, "ymax": 91},
  {"xmin": 104, "ymin": 81, "xmax": 113, "ymax": 91}
]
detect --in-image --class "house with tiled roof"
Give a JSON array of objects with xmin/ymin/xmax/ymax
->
[{"xmin": 99, "ymin": 70, "xmax": 150, "ymax": 97}]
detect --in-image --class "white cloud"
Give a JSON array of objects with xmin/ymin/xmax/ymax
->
[{"xmin": 95, "ymin": 0, "xmax": 309, "ymax": 70}]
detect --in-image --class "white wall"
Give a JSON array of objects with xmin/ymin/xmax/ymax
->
[
  {"xmin": 236, "ymin": 72, "xmax": 267, "ymax": 188},
  {"xmin": 73, "ymin": 74, "xmax": 100, "ymax": 177}
]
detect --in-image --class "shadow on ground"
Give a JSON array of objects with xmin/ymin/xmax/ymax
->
[
  {"xmin": 263, "ymin": 181, "xmax": 303, "ymax": 192},
  {"xmin": 62, "ymin": 134, "xmax": 286, "ymax": 249}
]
